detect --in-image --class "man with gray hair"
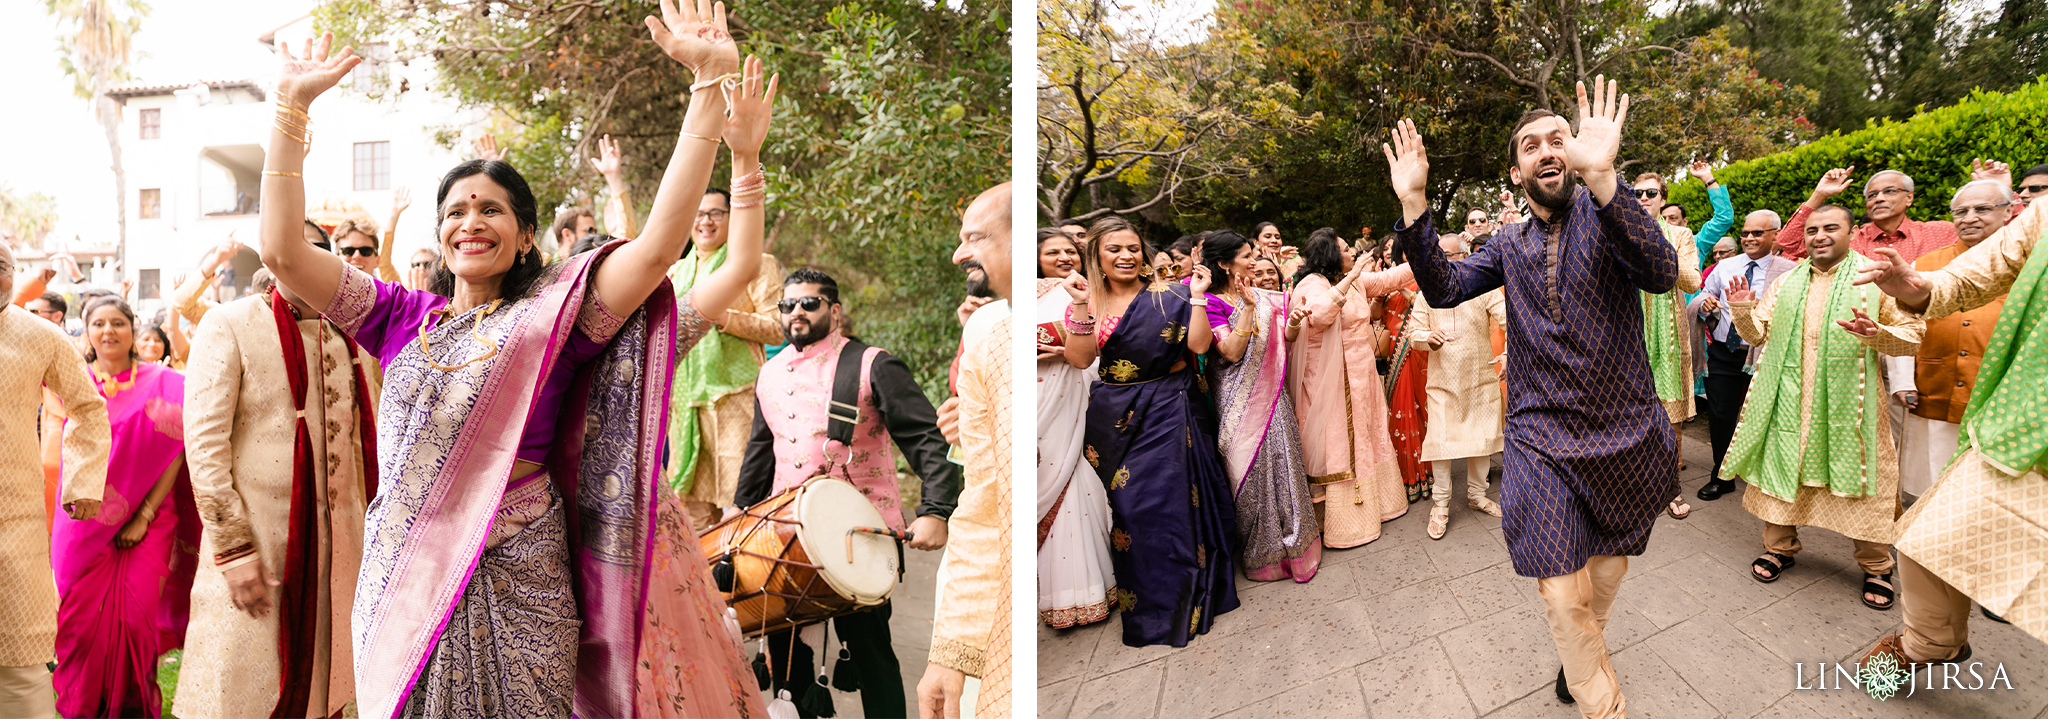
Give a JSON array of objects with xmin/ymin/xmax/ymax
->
[
  {"xmin": 1689, "ymin": 209, "xmax": 1797, "ymax": 500},
  {"xmin": 1893, "ymin": 178, "xmax": 2017, "ymax": 503},
  {"xmin": 1774, "ymin": 167, "xmax": 1958, "ymax": 263}
]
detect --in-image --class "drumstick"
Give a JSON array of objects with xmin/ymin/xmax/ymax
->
[{"xmin": 845, "ymin": 526, "xmax": 913, "ymax": 563}]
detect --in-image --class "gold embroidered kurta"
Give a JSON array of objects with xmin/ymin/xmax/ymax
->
[
  {"xmin": 1655, "ymin": 222, "xmax": 1703, "ymax": 422},
  {"xmin": 1408, "ymin": 289, "xmax": 1507, "ymax": 462},
  {"xmin": 929, "ymin": 313, "xmax": 1012, "ymax": 677},
  {"xmin": 1893, "ymin": 198, "xmax": 2048, "ymax": 643},
  {"xmin": 173, "ymin": 296, "xmax": 376, "ymax": 719},
  {"xmin": 0, "ymin": 305, "xmax": 110, "ymax": 666},
  {"xmin": 1729, "ymin": 263, "xmax": 1922, "ymax": 544},
  {"xmin": 671, "ymin": 253, "xmax": 784, "ymax": 515}
]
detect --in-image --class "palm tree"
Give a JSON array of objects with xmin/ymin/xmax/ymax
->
[{"xmin": 45, "ymin": 0, "xmax": 149, "ymax": 272}]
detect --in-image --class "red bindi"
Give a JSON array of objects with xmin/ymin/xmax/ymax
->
[{"xmin": 470, "ymin": 193, "xmax": 476, "ymax": 199}]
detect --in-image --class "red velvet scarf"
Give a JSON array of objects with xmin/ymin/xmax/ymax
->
[{"xmin": 268, "ymin": 288, "xmax": 380, "ymax": 718}]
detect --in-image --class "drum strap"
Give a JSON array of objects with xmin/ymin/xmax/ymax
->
[{"xmin": 826, "ymin": 338, "xmax": 875, "ymax": 447}]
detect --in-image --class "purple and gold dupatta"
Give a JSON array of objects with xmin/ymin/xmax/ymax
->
[{"xmin": 1211, "ymin": 288, "xmax": 1292, "ymax": 492}]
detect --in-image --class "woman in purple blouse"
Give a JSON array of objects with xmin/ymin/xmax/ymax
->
[{"xmin": 251, "ymin": 4, "xmax": 777, "ymax": 717}]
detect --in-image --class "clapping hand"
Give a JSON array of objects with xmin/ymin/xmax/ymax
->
[
  {"xmin": 276, "ymin": 33, "xmax": 360, "ymax": 108},
  {"xmin": 723, "ymin": 55, "xmax": 780, "ymax": 157},
  {"xmin": 1850, "ymin": 246, "xmax": 1932, "ymax": 310},
  {"xmin": 645, "ymin": 0, "xmax": 740, "ymax": 78},
  {"xmin": 1564, "ymin": 76, "xmax": 1629, "ymax": 181},
  {"xmin": 1837, "ymin": 307, "xmax": 1880, "ymax": 338},
  {"xmin": 1726, "ymin": 275, "xmax": 1755, "ymax": 303}
]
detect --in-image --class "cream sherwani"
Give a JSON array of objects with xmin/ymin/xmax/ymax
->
[
  {"xmin": 1729, "ymin": 263, "xmax": 1922, "ymax": 545},
  {"xmin": 0, "ymin": 306, "xmax": 110, "ymax": 663},
  {"xmin": 173, "ymin": 295, "xmax": 377, "ymax": 719},
  {"xmin": 930, "ymin": 311, "xmax": 1012, "ymax": 688},
  {"xmin": 1408, "ymin": 289, "xmax": 1507, "ymax": 462}
]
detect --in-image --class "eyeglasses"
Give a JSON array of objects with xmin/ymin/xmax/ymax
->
[
  {"xmin": 1633, "ymin": 189, "xmax": 1661, "ymax": 199},
  {"xmin": 2017, "ymin": 184, "xmax": 2048, "ymax": 196},
  {"xmin": 1863, "ymin": 187, "xmax": 1908, "ymax": 201},
  {"xmin": 1950, "ymin": 202, "xmax": 2013, "ymax": 219},
  {"xmin": 1738, "ymin": 230, "xmax": 1769, "ymax": 238},
  {"xmin": 337, "ymin": 246, "xmax": 379, "ymax": 257},
  {"xmin": 696, "ymin": 209, "xmax": 730, "ymax": 221},
  {"xmin": 776, "ymin": 296, "xmax": 833, "ymax": 314}
]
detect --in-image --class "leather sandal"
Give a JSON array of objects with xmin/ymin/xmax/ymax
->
[
  {"xmin": 1864, "ymin": 572, "xmax": 1896, "ymax": 611},
  {"xmin": 1863, "ymin": 634, "xmax": 1973, "ymax": 671},
  {"xmin": 1427, "ymin": 503, "xmax": 1451, "ymax": 540},
  {"xmin": 1468, "ymin": 496, "xmax": 1503, "ymax": 519},
  {"xmin": 1667, "ymin": 497, "xmax": 1691, "ymax": 520},
  {"xmin": 1752, "ymin": 552, "xmax": 1794, "ymax": 583}
]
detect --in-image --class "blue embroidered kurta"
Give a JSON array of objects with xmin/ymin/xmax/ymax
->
[{"xmin": 1396, "ymin": 178, "xmax": 1680, "ymax": 578}]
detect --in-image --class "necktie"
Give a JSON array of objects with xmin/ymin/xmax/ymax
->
[{"xmin": 1725, "ymin": 260, "xmax": 1757, "ymax": 350}]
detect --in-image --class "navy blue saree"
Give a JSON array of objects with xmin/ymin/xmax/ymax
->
[{"xmin": 1085, "ymin": 281, "xmax": 1240, "ymax": 647}]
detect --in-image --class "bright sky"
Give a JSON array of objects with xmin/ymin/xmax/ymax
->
[
  {"xmin": 0, "ymin": 0, "xmax": 315, "ymax": 247},
  {"xmin": 1110, "ymin": 0, "xmax": 1215, "ymax": 46}
]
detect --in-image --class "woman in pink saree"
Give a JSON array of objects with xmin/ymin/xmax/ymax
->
[
  {"xmin": 1199, "ymin": 231, "xmax": 1321, "ymax": 582},
  {"xmin": 258, "ymin": 7, "xmax": 771, "ymax": 717},
  {"xmin": 1286, "ymin": 229, "xmax": 1413, "ymax": 548},
  {"xmin": 52, "ymin": 297, "xmax": 199, "ymax": 718}
]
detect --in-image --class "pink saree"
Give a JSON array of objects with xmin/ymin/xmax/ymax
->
[
  {"xmin": 1205, "ymin": 288, "xmax": 1320, "ymax": 582},
  {"xmin": 51, "ymin": 362, "xmax": 198, "ymax": 718},
  {"xmin": 329, "ymin": 242, "xmax": 761, "ymax": 719}
]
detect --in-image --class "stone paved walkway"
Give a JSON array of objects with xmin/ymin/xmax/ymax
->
[{"xmin": 1037, "ymin": 421, "xmax": 2048, "ymax": 718}]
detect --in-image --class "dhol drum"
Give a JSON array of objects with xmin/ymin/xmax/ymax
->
[{"xmin": 700, "ymin": 477, "xmax": 905, "ymax": 636}]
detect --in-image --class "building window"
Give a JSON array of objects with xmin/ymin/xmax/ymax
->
[
  {"xmin": 354, "ymin": 141, "xmax": 390, "ymax": 191},
  {"xmin": 139, "ymin": 108, "xmax": 160, "ymax": 140},
  {"xmin": 139, "ymin": 188, "xmax": 161, "ymax": 219}
]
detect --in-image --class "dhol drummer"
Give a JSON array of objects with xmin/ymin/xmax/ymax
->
[{"xmin": 734, "ymin": 267, "xmax": 961, "ymax": 719}]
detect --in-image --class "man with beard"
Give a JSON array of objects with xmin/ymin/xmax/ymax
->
[
  {"xmin": 734, "ymin": 268, "xmax": 960, "ymax": 719},
  {"xmin": 1774, "ymin": 168, "xmax": 1957, "ymax": 263},
  {"xmin": 1386, "ymin": 79, "xmax": 1678, "ymax": 718},
  {"xmin": 1720, "ymin": 204, "xmax": 1921, "ymax": 613},
  {"xmin": 1690, "ymin": 210, "xmax": 1797, "ymax": 500},
  {"xmin": 665, "ymin": 186, "xmax": 787, "ymax": 531}
]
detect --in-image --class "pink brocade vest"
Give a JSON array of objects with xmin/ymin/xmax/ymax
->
[{"xmin": 756, "ymin": 333, "xmax": 905, "ymax": 529}]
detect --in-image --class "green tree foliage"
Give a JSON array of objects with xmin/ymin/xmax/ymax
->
[
  {"xmin": 315, "ymin": 0, "xmax": 1009, "ymax": 400},
  {"xmin": 1035, "ymin": 0, "xmax": 1306, "ymax": 226},
  {"xmin": 1659, "ymin": 0, "xmax": 2048, "ymax": 134},
  {"xmin": 0, "ymin": 185, "xmax": 61, "ymax": 248},
  {"xmin": 1667, "ymin": 78, "xmax": 2048, "ymax": 224}
]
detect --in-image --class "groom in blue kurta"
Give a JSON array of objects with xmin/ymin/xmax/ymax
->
[{"xmin": 1386, "ymin": 79, "xmax": 1677, "ymax": 719}]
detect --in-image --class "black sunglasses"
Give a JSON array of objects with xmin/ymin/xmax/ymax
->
[
  {"xmin": 776, "ymin": 296, "xmax": 834, "ymax": 314},
  {"xmin": 1633, "ymin": 189, "xmax": 1662, "ymax": 199},
  {"xmin": 2018, "ymin": 184, "xmax": 2048, "ymax": 195},
  {"xmin": 337, "ymin": 246, "xmax": 379, "ymax": 257}
]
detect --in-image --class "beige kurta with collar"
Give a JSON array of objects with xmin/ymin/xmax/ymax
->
[
  {"xmin": 1727, "ymin": 261, "xmax": 1922, "ymax": 544},
  {"xmin": 0, "ymin": 305, "xmax": 110, "ymax": 667},
  {"xmin": 1407, "ymin": 289, "xmax": 1507, "ymax": 462},
  {"xmin": 670, "ymin": 253, "xmax": 785, "ymax": 517},
  {"xmin": 173, "ymin": 294, "xmax": 376, "ymax": 719},
  {"xmin": 1891, "ymin": 198, "xmax": 2048, "ymax": 643}
]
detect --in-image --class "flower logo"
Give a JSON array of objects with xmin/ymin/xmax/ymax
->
[{"xmin": 1860, "ymin": 652, "xmax": 1910, "ymax": 701}]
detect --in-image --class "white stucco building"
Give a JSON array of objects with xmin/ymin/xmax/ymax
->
[{"xmin": 110, "ymin": 14, "xmax": 472, "ymax": 303}]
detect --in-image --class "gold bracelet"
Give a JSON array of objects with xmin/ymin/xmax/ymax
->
[
  {"xmin": 274, "ymin": 127, "xmax": 310, "ymax": 145},
  {"xmin": 262, "ymin": 170, "xmax": 302, "ymax": 177},
  {"xmin": 679, "ymin": 130, "xmax": 720, "ymax": 143}
]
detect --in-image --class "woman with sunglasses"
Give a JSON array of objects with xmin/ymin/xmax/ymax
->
[
  {"xmin": 1631, "ymin": 172, "xmax": 1705, "ymax": 519},
  {"xmin": 252, "ymin": 3, "xmax": 770, "ymax": 715}
]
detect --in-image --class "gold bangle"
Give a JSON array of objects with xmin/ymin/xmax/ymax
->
[
  {"xmin": 262, "ymin": 170, "xmax": 302, "ymax": 177},
  {"xmin": 679, "ymin": 130, "xmax": 720, "ymax": 143}
]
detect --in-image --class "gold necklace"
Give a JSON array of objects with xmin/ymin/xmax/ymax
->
[
  {"xmin": 419, "ymin": 299, "xmax": 504, "ymax": 372},
  {"xmin": 92, "ymin": 363, "xmax": 134, "ymax": 399}
]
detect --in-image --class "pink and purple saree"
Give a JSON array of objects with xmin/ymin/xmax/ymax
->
[
  {"xmin": 326, "ymin": 242, "xmax": 762, "ymax": 719},
  {"xmin": 51, "ymin": 362, "xmax": 198, "ymax": 718},
  {"xmin": 1203, "ymin": 289, "xmax": 1320, "ymax": 582}
]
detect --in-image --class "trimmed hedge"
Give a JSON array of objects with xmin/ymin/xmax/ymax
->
[{"xmin": 1668, "ymin": 77, "xmax": 2048, "ymax": 226}]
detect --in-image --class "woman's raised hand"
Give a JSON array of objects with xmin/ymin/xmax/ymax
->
[
  {"xmin": 725, "ymin": 55, "xmax": 780, "ymax": 156},
  {"xmin": 1189, "ymin": 264, "xmax": 1213, "ymax": 295},
  {"xmin": 276, "ymin": 32, "xmax": 361, "ymax": 106},
  {"xmin": 1061, "ymin": 271, "xmax": 1090, "ymax": 304},
  {"xmin": 645, "ymin": 0, "xmax": 739, "ymax": 77}
]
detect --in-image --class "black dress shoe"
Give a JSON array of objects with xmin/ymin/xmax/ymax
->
[
  {"xmin": 1556, "ymin": 667, "xmax": 1574, "ymax": 704},
  {"xmin": 1983, "ymin": 606, "xmax": 2012, "ymax": 624},
  {"xmin": 1697, "ymin": 478, "xmax": 1737, "ymax": 501}
]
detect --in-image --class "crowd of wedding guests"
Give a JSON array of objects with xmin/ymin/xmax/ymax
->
[{"xmin": 1033, "ymin": 155, "xmax": 2048, "ymax": 677}]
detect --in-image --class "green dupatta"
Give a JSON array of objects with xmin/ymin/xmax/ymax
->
[
  {"xmin": 1640, "ymin": 221, "xmax": 1687, "ymax": 403},
  {"xmin": 1957, "ymin": 227, "xmax": 2048, "ymax": 476},
  {"xmin": 664, "ymin": 244, "xmax": 762, "ymax": 493},
  {"xmin": 1719, "ymin": 253, "xmax": 1883, "ymax": 501}
]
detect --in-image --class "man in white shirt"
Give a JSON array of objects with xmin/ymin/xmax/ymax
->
[{"xmin": 1689, "ymin": 210, "xmax": 1798, "ymax": 500}]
